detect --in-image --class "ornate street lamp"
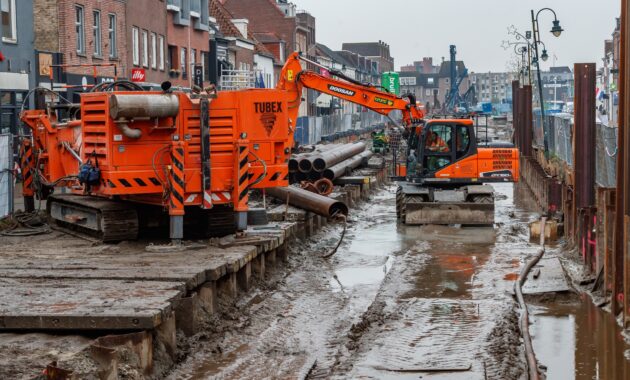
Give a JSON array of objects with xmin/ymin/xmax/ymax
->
[{"xmin": 531, "ymin": 7, "xmax": 563, "ymax": 152}]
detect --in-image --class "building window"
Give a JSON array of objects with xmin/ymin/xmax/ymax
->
[
  {"xmin": 132, "ymin": 27, "xmax": 139, "ymax": 65},
  {"xmin": 180, "ymin": 47, "xmax": 187, "ymax": 78},
  {"xmin": 75, "ymin": 5, "xmax": 85, "ymax": 54},
  {"xmin": 142, "ymin": 30, "xmax": 148, "ymax": 67},
  {"xmin": 150, "ymin": 32, "xmax": 157, "ymax": 69},
  {"xmin": 158, "ymin": 36, "xmax": 165, "ymax": 71},
  {"xmin": 92, "ymin": 10, "xmax": 101, "ymax": 57},
  {"xmin": 200, "ymin": 51, "xmax": 207, "ymax": 81},
  {"xmin": 191, "ymin": 48, "xmax": 196, "ymax": 73},
  {"xmin": 108, "ymin": 14, "xmax": 116, "ymax": 58},
  {"xmin": 168, "ymin": 45, "xmax": 176, "ymax": 71},
  {"xmin": 1, "ymin": 0, "xmax": 17, "ymax": 42}
]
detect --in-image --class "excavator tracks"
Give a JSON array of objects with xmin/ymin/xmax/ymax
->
[
  {"xmin": 47, "ymin": 194, "xmax": 139, "ymax": 242},
  {"xmin": 396, "ymin": 183, "xmax": 495, "ymax": 226}
]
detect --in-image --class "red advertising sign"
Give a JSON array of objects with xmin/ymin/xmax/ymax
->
[{"xmin": 131, "ymin": 68, "xmax": 146, "ymax": 82}]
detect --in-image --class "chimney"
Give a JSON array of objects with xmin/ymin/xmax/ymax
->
[{"xmin": 231, "ymin": 19, "xmax": 249, "ymax": 39}]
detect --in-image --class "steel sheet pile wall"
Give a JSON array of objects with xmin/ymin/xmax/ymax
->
[
  {"xmin": 616, "ymin": 0, "xmax": 630, "ymax": 327},
  {"xmin": 574, "ymin": 63, "xmax": 597, "ymax": 270}
]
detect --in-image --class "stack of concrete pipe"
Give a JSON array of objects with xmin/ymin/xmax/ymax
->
[{"xmin": 289, "ymin": 142, "xmax": 373, "ymax": 183}]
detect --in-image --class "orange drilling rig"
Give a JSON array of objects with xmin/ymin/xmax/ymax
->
[{"xmin": 19, "ymin": 82, "xmax": 292, "ymax": 242}]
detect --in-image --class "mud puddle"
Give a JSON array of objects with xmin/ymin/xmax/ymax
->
[{"xmin": 531, "ymin": 294, "xmax": 630, "ymax": 379}]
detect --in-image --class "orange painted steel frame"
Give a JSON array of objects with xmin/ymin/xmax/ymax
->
[
  {"xmin": 277, "ymin": 52, "xmax": 425, "ymax": 127},
  {"xmin": 20, "ymin": 90, "xmax": 293, "ymax": 213}
]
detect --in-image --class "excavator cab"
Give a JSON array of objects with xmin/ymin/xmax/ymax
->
[{"xmin": 411, "ymin": 120, "xmax": 476, "ymax": 182}]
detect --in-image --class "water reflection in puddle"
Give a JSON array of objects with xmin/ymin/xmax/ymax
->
[{"xmin": 531, "ymin": 295, "xmax": 630, "ymax": 379}]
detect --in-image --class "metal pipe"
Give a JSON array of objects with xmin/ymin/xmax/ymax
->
[
  {"xmin": 515, "ymin": 217, "xmax": 546, "ymax": 380},
  {"xmin": 294, "ymin": 144, "xmax": 344, "ymax": 173},
  {"xmin": 323, "ymin": 150, "xmax": 374, "ymax": 180},
  {"xmin": 312, "ymin": 142, "xmax": 367, "ymax": 172},
  {"xmin": 266, "ymin": 186, "xmax": 348, "ymax": 217}
]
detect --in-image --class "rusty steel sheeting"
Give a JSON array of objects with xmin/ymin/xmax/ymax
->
[
  {"xmin": 522, "ymin": 85, "xmax": 533, "ymax": 157},
  {"xmin": 266, "ymin": 186, "xmax": 348, "ymax": 217},
  {"xmin": 323, "ymin": 150, "xmax": 374, "ymax": 181},
  {"xmin": 512, "ymin": 81, "xmax": 521, "ymax": 148},
  {"xmin": 621, "ymin": 0, "xmax": 630, "ymax": 324},
  {"xmin": 312, "ymin": 142, "xmax": 367, "ymax": 172},
  {"xmin": 574, "ymin": 63, "xmax": 597, "ymax": 209},
  {"xmin": 518, "ymin": 86, "xmax": 527, "ymax": 154}
]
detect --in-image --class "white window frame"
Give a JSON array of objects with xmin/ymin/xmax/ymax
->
[
  {"xmin": 75, "ymin": 5, "xmax": 85, "ymax": 54},
  {"xmin": 191, "ymin": 48, "xmax": 196, "ymax": 72},
  {"xmin": 132, "ymin": 27, "xmax": 139, "ymax": 66},
  {"xmin": 200, "ymin": 51, "xmax": 206, "ymax": 82},
  {"xmin": 142, "ymin": 30, "xmax": 148, "ymax": 68},
  {"xmin": 150, "ymin": 32, "xmax": 157, "ymax": 69},
  {"xmin": 92, "ymin": 10, "xmax": 101, "ymax": 57},
  {"xmin": 1, "ymin": 0, "xmax": 17, "ymax": 43},
  {"xmin": 158, "ymin": 35, "xmax": 165, "ymax": 70},
  {"xmin": 180, "ymin": 47, "xmax": 187, "ymax": 76},
  {"xmin": 108, "ymin": 14, "xmax": 117, "ymax": 58}
]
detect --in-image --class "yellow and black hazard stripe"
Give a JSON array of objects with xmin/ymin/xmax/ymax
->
[
  {"xmin": 169, "ymin": 142, "xmax": 185, "ymax": 216},
  {"xmin": 19, "ymin": 139, "xmax": 34, "ymax": 197},
  {"xmin": 234, "ymin": 141, "xmax": 249, "ymax": 211}
]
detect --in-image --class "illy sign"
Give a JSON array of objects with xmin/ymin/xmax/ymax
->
[{"xmin": 131, "ymin": 68, "xmax": 146, "ymax": 82}]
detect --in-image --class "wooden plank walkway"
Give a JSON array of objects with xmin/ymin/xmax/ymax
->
[
  {"xmin": 0, "ymin": 278, "xmax": 184, "ymax": 330},
  {"xmin": 0, "ymin": 221, "xmax": 296, "ymax": 331},
  {"xmin": 522, "ymin": 257, "xmax": 571, "ymax": 295}
]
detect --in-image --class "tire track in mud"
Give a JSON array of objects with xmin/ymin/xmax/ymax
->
[
  {"xmin": 324, "ymin": 183, "xmax": 538, "ymax": 379},
  {"xmin": 167, "ymin": 188, "xmax": 399, "ymax": 380}
]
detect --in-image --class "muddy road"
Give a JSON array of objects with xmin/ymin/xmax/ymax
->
[{"xmin": 167, "ymin": 183, "xmax": 630, "ymax": 379}]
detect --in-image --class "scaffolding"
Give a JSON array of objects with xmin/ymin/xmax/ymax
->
[{"xmin": 219, "ymin": 69, "xmax": 263, "ymax": 90}]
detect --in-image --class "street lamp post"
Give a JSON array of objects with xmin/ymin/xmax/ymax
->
[{"xmin": 531, "ymin": 7, "xmax": 563, "ymax": 152}]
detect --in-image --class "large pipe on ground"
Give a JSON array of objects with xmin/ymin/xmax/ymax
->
[
  {"xmin": 292, "ymin": 144, "xmax": 343, "ymax": 173},
  {"xmin": 266, "ymin": 186, "xmax": 348, "ymax": 217},
  {"xmin": 312, "ymin": 142, "xmax": 366, "ymax": 172},
  {"xmin": 323, "ymin": 150, "xmax": 374, "ymax": 180}
]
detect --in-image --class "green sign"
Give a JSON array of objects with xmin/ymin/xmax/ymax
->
[{"xmin": 381, "ymin": 72, "xmax": 400, "ymax": 96}]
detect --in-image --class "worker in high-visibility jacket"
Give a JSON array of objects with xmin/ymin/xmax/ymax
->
[{"xmin": 426, "ymin": 131, "xmax": 449, "ymax": 152}]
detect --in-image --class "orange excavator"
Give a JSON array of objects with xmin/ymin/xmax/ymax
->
[{"xmin": 276, "ymin": 52, "xmax": 520, "ymax": 225}]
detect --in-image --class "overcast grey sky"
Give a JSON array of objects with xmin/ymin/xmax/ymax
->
[{"xmin": 293, "ymin": 0, "xmax": 620, "ymax": 73}]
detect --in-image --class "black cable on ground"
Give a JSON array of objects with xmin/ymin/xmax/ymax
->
[
  {"xmin": 322, "ymin": 214, "xmax": 347, "ymax": 259},
  {"xmin": 0, "ymin": 211, "xmax": 51, "ymax": 236},
  {"xmin": 514, "ymin": 216, "xmax": 546, "ymax": 380}
]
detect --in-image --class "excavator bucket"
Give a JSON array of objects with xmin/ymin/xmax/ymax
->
[{"xmin": 396, "ymin": 184, "xmax": 495, "ymax": 226}]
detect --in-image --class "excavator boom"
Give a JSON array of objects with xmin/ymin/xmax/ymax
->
[{"xmin": 277, "ymin": 52, "xmax": 425, "ymax": 127}]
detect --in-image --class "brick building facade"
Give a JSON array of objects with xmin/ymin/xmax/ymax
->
[
  {"xmin": 126, "ymin": 0, "xmax": 167, "ymax": 84},
  {"xmin": 56, "ymin": 0, "xmax": 127, "ymax": 79},
  {"xmin": 222, "ymin": 0, "xmax": 297, "ymax": 53},
  {"xmin": 166, "ymin": 0, "xmax": 210, "ymax": 88}
]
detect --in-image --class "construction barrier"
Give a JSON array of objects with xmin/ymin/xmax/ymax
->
[{"xmin": 0, "ymin": 134, "xmax": 13, "ymax": 218}]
